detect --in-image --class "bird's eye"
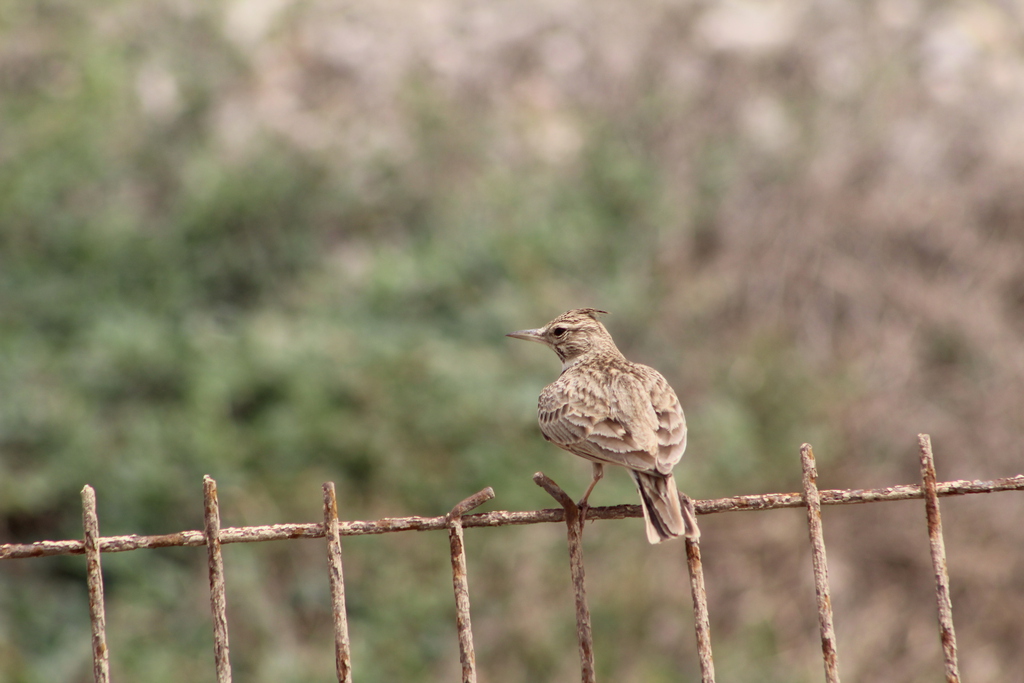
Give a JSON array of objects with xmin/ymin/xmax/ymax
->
[{"xmin": 552, "ymin": 326, "xmax": 567, "ymax": 337}]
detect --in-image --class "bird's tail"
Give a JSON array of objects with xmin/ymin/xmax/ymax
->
[{"xmin": 631, "ymin": 471, "xmax": 700, "ymax": 544}]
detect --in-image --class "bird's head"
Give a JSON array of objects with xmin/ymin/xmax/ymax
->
[{"xmin": 506, "ymin": 308, "xmax": 619, "ymax": 365}]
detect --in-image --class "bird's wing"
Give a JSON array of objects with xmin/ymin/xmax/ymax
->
[
  {"xmin": 648, "ymin": 371, "xmax": 687, "ymax": 473},
  {"xmin": 538, "ymin": 374, "xmax": 660, "ymax": 472},
  {"xmin": 537, "ymin": 382, "xmax": 591, "ymax": 446}
]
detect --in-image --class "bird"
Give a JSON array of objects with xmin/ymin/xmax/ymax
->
[{"xmin": 507, "ymin": 308, "xmax": 699, "ymax": 543}]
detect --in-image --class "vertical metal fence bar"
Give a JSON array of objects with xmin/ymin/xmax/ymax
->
[
  {"xmin": 81, "ymin": 485, "xmax": 111, "ymax": 683},
  {"xmin": 533, "ymin": 473, "xmax": 596, "ymax": 683},
  {"xmin": 918, "ymin": 434, "xmax": 961, "ymax": 683},
  {"xmin": 446, "ymin": 488, "xmax": 495, "ymax": 683},
  {"xmin": 800, "ymin": 444, "xmax": 841, "ymax": 683},
  {"xmin": 204, "ymin": 475, "xmax": 233, "ymax": 683},
  {"xmin": 684, "ymin": 537, "xmax": 716, "ymax": 683},
  {"xmin": 323, "ymin": 482, "xmax": 354, "ymax": 683}
]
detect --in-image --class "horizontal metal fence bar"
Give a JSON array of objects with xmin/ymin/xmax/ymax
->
[
  {"xmin": 698, "ymin": 475, "xmax": 1024, "ymax": 513},
  {"xmin": 4, "ymin": 475, "xmax": 1023, "ymax": 560}
]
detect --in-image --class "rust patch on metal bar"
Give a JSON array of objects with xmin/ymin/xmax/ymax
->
[
  {"xmin": 919, "ymin": 434, "xmax": 961, "ymax": 683},
  {"xmin": 446, "ymin": 487, "xmax": 495, "ymax": 683},
  {"xmin": 533, "ymin": 472, "xmax": 595, "ymax": 683},
  {"xmin": 204, "ymin": 476, "xmax": 233, "ymax": 683},
  {"xmin": 82, "ymin": 486, "xmax": 110, "ymax": 683},
  {"xmin": 801, "ymin": 445, "xmax": 841, "ymax": 683},
  {"xmin": 323, "ymin": 483, "xmax": 353, "ymax": 683}
]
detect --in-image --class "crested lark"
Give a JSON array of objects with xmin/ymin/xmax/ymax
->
[{"xmin": 508, "ymin": 308, "xmax": 699, "ymax": 543}]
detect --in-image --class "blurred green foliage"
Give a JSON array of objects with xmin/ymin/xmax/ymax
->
[
  {"xmin": 0, "ymin": 41, "xmax": 648, "ymax": 683},
  {"xmin": 0, "ymin": 63, "xmax": 797, "ymax": 683}
]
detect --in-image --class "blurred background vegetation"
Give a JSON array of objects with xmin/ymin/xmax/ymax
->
[{"xmin": 3, "ymin": 0, "xmax": 1024, "ymax": 681}]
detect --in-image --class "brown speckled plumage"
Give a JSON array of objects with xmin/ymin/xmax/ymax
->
[{"xmin": 508, "ymin": 308, "xmax": 699, "ymax": 543}]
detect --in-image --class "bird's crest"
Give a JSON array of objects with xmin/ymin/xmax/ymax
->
[{"xmin": 569, "ymin": 308, "xmax": 609, "ymax": 321}]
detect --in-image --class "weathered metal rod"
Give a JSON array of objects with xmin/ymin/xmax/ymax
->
[
  {"xmin": 204, "ymin": 476, "xmax": 233, "ymax": 683},
  {"xmin": 447, "ymin": 487, "xmax": 495, "ymax": 683},
  {"xmin": 801, "ymin": 445, "xmax": 841, "ymax": 683},
  {"xmin": 919, "ymin": 435, "xmax": 961, "ymax": 683},
  {"xmin": 82, "ymin": 486, "xmax": 111, "ymax": 683},
  {"xmin": 534, "ymin": 472, "xmax": 595, "ymax": 683},
  {"xmin": 323, "ymin": 482, "xmax": 354, "ymax": 683},
  {"xmin": 4, "ymin": 475, "xmax": 1023, "ymax": 560},
  {"xmin": 684, "ymin": 536, "xmax": 715, "ymax": 683}
]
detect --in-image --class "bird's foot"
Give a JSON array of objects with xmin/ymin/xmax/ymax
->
[{"xmin": 576, "ymin": 499, "xmax": 591, "ymax": 530}]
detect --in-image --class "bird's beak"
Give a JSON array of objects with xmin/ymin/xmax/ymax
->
[{"xmin": 506, "ymin": 328, "xmax": 546, "ymax": 344}]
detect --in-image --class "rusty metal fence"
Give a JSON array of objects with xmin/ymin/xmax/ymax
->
[{"xmin": 4, "ymin": 433, "xmax": 1024, "ymax": 683}]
